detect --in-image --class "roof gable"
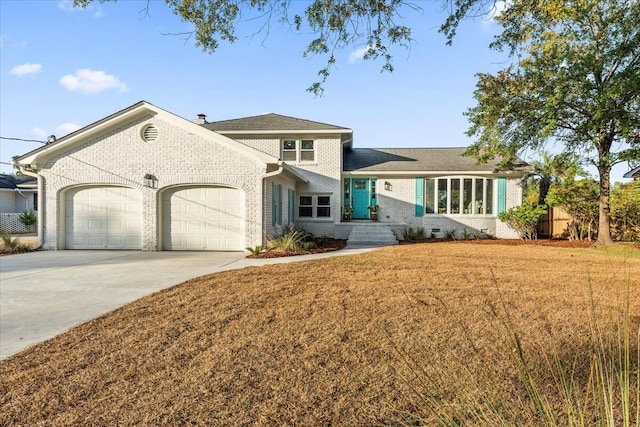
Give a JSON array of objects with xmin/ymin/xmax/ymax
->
[
  {"xmin": 14, "ymin": 101, "xmax": 280, "ymax": 168},
  {"xmin": 344, "ymin": 148, "xmax": 529, "ymax": 174},
  {"xmin": 203, "ymin": 113, "xmax": 351, "ymax": 133}
]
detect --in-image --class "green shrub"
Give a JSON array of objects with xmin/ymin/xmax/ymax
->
[
  {"xmin": 245, "ymin": 245, "xmax": 263, "ymax": 256},
  {"xmin": 498, "ymin": 203, "xmax": 547, "ymax": 240},
  {"xmin": 610, "ymin": 180, "xmax": 640, "ymax": 242},
  {"xmin": 0, "ymin": 230, "xmax": 32, "ymax": 254},
  {"xmin": 266, "ymin": 227, "xmax": 307, "ymax": 252},
  {"xmin": 18, "ymin": 210, "xmax": 37, "ymax": 229}
]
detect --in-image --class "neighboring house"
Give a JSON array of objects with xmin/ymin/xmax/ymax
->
[
  {"xmin": 14, "ymin": 101, "xmax": 529, "ymax": 251},
  {"xmin": 0, "ymin": 173, "xmax": 37, "ymax": 233},
  {"xmin": 624, "ymin": 165, "xmax": 640, "ymax": 180}
]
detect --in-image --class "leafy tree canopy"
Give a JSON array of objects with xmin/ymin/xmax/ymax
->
[
  {"xmin": 73, "ymin": 0, "xmax": 496, "ymax": 95},
  {"xmin": 465, "ymin": 0, "xmax": 640, "ymax": 244}
]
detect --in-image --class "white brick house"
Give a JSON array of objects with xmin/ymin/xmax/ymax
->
[{"xmin": 14, "ymin": 101, "xmax": 529, "ymax": 251}]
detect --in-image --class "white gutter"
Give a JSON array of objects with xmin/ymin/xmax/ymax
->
[{"xmin": 17, "ymin": 167, "xmax": 43, "ymax": 248}]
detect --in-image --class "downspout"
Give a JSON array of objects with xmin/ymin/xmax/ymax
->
[
  {"xmin": 17, "ymin": 166, "xmax": 43, "ymax": 249},
  {"xmin": 261, "ymin": 163, "xmax": 286, "ymax": 246}
]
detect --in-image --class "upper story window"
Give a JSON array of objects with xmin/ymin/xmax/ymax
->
[{"xmin": 281, "ymin": 139, "xmax": 315, "ymax": 163}]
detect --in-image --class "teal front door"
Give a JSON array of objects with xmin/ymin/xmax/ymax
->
[{"xmin": 352, "ymin": 178, "xmax": 370, "ymax": 219}]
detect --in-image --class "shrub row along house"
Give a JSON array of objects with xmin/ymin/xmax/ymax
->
[{"xmin": 14, "ymin": 101, "xmax": 529, "ymax": 251}]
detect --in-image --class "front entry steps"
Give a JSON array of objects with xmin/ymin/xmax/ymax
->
[{"xmin": 346, "ymin": 223, "xmax": 398, "ymax": 248}]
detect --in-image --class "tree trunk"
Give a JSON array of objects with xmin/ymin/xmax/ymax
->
[{"xmin": 596, "ymin": 162, "xmax": 614, "ymax": 246}]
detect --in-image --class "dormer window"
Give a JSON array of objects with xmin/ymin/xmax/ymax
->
[{"xmin": 281, "ymin": 139, "xmax": 315, "ymax": 163}]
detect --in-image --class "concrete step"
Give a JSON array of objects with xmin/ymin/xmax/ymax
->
[{"xmin": 346, "ymin": 224, "xmax": 398, "ymax": 247}]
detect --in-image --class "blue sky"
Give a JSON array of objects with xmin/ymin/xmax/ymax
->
[{"xmin": 0, "ymin": 0, "xmax": 633, "ymax": 182}]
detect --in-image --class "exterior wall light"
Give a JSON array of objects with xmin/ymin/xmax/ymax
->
[
  {"xmin": 144, "ymin": 174, "xmax": 158, "ymax": 189},
  {"xmin": 384, "ymin": 181, "xmax": 392, "ymax": 191}
]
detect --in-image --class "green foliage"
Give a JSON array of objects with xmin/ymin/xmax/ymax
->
[
  {"xmin": 461, "ymin": 228, "xmax": 472, "ymax": 240},
  {"xmin": 18, "ymin": 210, "xmax": 37, "ymax": 227},
  {"xmin": 547, "ymin": 179, "xmax": 600, "ymax": 240},
  {"xmin": 444, "ymin": 229, "xmax": 457, "ymax": 240},
  {"xmin": 302, "ymin": 241, "xmax": 316, "ymax": 251},
  {"xmin": 266, "ymin": 226, "xmax": 308, "ymax": 252},
  {"xmin": 72, "ymin": 0, "xmax": 497, "ymax": 96},
  {"xmin": 524, "ymin": 151, "xmax": 584, "ymax": 205},
  {"xmin": 610, "ymin": 180, "xmax": 640, "ymax": 241},
  {"xmin": 402, "ymin": 226, "xmax": 426, "ymax": 242},
  {"xmin": 465, "ymin": 0, "xmax": 640, "ymax": 244},
  {"xmin": 245, "ymin": 245, "xmax": 263, "ymax": 256},
  {"xmin": 0, "ymin": 230, "xmax": 32, "ymax": 254},
  {"xmin": 498, "ymin": 203, "xmax": 547, "ymax": 240}
]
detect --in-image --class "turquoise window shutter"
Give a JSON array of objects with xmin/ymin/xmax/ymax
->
[
  {"xmin": 278, "ymin": 185, "xmax": 283, "ymax": 225},
  {"xmin": 415, "ymin": 177, "xmax": 424, "ymax": 216},
  {"xmin": 287, "ymin": 189, "xmax": 292, "ymax": 224},
  {"xmin": 497, "ymin": 177, "xmax": 507, "ymax": 214},
  {"xmin": 271, "ymin": 182, "xmax": 276, "ymax": 226}
]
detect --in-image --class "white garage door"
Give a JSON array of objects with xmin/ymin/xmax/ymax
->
[
  {"xmin": 163, "ymin": 186, "xmax": 245, "ymax": 251},
  {"xmin": 65, "ymin": 187, "xmax": 142, "ymax": 250}
]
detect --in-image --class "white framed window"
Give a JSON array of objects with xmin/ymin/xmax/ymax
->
[
  {"xmin": 281, "ymin": 139, "xmax": 315, "ymax": 162},
  {"xmin": 298, "ymin": 194, "xmax": 331, "ymax": 218},
  {"xmin": 427, "ymin": 177, "xmax": 494, "ymax": 215},
  {"xmin": 282, "ymin": 140, "xmax": 297, "ymax": 161}
]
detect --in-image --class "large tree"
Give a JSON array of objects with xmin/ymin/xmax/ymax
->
[
  {"xmin": 73, "ymin": 0, "xmax": 496, "ymax": 95},
  {"xmin": 465, "ymin": 0, "xmax": 640, "ymax": 245}
]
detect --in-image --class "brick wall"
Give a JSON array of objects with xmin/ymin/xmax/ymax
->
[{"xmin": 39, "ymin": 115, "xmax": 268, "ymax": 250}]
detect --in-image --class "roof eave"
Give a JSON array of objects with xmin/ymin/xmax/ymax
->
[{"xmin": 214, "ymin": 129, "xmax": 352, "ymax": 136}]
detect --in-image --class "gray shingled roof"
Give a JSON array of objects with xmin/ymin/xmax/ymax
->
[
  {"xmin": 203, "ymin": 113, "xmax": 350, "ymax": 132},
  {"xmin": 623, "ymin": 165, "xmax": 640, "ymax": 179},
  {"xmin": 344, "ymin": 148, "xmax": 529, "ymax": 173},
  {"xmin": 0, "ymin": 173, "xmax": 36, "ymax": 189}
]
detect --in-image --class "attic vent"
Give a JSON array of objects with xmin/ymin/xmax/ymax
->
[{"xmin": 141, "ymin": 125, "xmax": 159, "ymax": 142}]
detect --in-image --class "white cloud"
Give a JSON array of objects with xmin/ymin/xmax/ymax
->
[
  {"xmin": 55, "ymin": 123, "xmax": 81, "ymax": 136},
  {"xmin": 31, "ymin": 127, "xmax": 47, "ymax": 138},
  {"xmin": 348, "ymin": 45, "xmax": 374, "ymax": 64},
  {"xmin": 59, "ymin": 69, "xmax": 128, "ymax": 94},
  {"xmin": 10, "ymin": 63, "xmax": 42, "ymax": 76},
  {"xmin": 57, "ymin": 1, "xmax": 75, "ymax": 12}
]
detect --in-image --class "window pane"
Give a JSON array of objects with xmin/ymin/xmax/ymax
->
[
  {"xmin": 475, "ymin": 179, "xmax": 484, "ymax": 214},
  {"xmin": 438, "ymin": 179, "xmax": 447, "ymax": 214},
  {"xmin": 283, "ymin": 140, "xmax": 296, "ymax": 150},
  {"xmin": 317, "ymin": 207, "xmax": 331, "ymax": 217},
  {"xmin": 299, "ymin": 206, "xmax": 313, "ymax": 217},
  {"xmin": 283, "ymin": 151, "xmax": 296, "ymax": 161},
  {"xmin": 317, "ymin": 196, "xmax": 330, "ymax": 206},
  {"xmin": 300, "ymin": 151, "xmax": 315, "ymax": 161},
  {"xmin": 451, "ymin": 179, "xmax": 460, "ymax": 214},
  {"xmin": 463, "ymin": 178, "xmax": 473, "ymax": 214},
  {"xmin": 486, "ymin": 179, "xmax": 493, "ymax": 214},
  {"xmin": 354, "ymin": 180, "xmax": 366, "ymax": 190},
  {"xmin": 299, "ymin": 196, "xmax": 312, "ymax": 206},
  {"xmin": 301, "ymin": 140, "xmax": 314, "ymax": 150},
  {"xmin": 425, "ymin": 178, "xmax": 435, "ymax": 214}
]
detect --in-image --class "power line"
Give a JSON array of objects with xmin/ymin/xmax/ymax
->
[{"xmin": 1, "ymin": 136, "xmax": 47, "ymax": 144}]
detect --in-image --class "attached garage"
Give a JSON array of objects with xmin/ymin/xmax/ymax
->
[
  {"xmin": 162, "ymin": 186, "xmax": 245, "ymax": 251},
  {"xmin": 65, "ymin": 186, "xmax": 142, "ymax": 249}
]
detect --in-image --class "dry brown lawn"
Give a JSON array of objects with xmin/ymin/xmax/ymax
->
[{"xmin": 1, "ymin": 242, "xmax": 639, "ymax": 426}]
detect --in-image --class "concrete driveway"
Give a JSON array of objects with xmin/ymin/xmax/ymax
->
[
  {"xmin": 0, "ymin": 247, "xmax": 373, "ymax": 359},
  {"xmin": 1, "ymin": 250, "xmax": 253, "ymax": 359}
]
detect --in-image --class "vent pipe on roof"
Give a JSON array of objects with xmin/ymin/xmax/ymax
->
[{"xmin": 194, "ymin": 113, "xmax": 207, "ymax": 125}]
